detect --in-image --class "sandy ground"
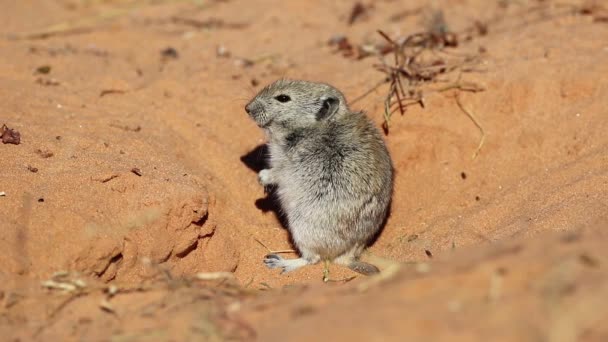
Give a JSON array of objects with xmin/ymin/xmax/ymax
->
[{"xmin": 1, "ymin": 0, "xmax": 607, "ymax": 340}]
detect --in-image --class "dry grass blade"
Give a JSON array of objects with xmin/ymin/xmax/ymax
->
[
  {"xmin": 350, "ymin": 77, "xmax": 389, "ymax": 105},
  {"xmin": 435, "ymin": 81, "xmax": 486, "ymax": 93},
  {"xmin": 7, "ymin": 0, "xmax": 210, "ymax": 40},
  {"xmin": 8, "ymin": 8, "xmax": 127, "ymax": 40},
  {"xmin": 455, "ymin": 94, "xmax": 485, "ymax": 159},
  {"xmin": 253, "ymin": 236, "xmax": 296, "ymax": 254},
  {"xmin": 195, "ymin": 272, "xmax": 236, "ymax": 281},
  {"xmin": 377, "ymin": 30, "xmax": 397, "ymax": 46}
]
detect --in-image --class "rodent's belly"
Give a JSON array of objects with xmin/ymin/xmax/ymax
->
[
  {"xmin": 276, "ymin": 175, "xmax": 331, "ymax": 215},
  {"xmin": 276, "ymin": 180, "xmax": 373, "ymax": 258}
]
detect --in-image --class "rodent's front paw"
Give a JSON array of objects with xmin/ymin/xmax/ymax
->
[{"xmin": 258, "ymin": 169, "xmax": 273, "ymax": 185}]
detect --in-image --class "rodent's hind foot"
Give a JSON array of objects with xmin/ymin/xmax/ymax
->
[
  {"xmin": 348, "ymin": 261, "xmax": 380, "ymax": 276},
  {"xmin": 264, "ymin": 254, "xmax": 310, "ymax": 274}
]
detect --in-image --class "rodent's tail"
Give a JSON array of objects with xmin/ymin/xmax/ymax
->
[{"xmin": 348, "ymin": 261, "xmax": 380, "ymax": 275}]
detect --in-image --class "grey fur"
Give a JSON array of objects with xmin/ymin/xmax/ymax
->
[{"xmin": 245, "ymin": 79, "xmax": 393, "ymax": 275}]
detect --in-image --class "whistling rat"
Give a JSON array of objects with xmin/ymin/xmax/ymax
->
[{"xmin": 245, "ymin": 79, "xmax": 393, "ymax": 275}]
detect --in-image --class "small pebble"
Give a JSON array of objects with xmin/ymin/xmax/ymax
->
[{"xmin": 216, "ymin": 45, "xmax": 230, "ymax": 58}]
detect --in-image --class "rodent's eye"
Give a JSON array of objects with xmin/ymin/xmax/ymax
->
[{"xmin": 274, "ymin": 94, "xmax": 291, "ymax": 103}]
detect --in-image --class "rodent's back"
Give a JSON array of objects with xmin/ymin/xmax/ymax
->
[
  {"xmin": 302, "ymin": 112, "xmax": 391, "ymax": 198},
  {"xmin": 272, "ymin": 110, "xmax": 393, "ymax": 254}
]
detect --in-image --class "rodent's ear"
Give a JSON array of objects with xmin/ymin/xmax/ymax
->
[{"xmin": 316, "ymin": 97, "xmax": 339, "ymax": 120}]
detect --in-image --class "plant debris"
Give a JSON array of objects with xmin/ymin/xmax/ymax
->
[
  {"xmin": 328, "ymin": 35, "xmax": 374, "ymax": 59},
  {"xmin": 423, "ymin": 9, "xmax": 458, "ymax": 48},
  {"xmin": 99, "ymin": 299, "xmax": 115, "ymax": 314},
  {"xmin": 36, "ymin": 268, "xmax": 255, "ymax": 339},
  {"xmin": 328, "ymin": 35, "xmax": 353, "ymax": 56},
  {"xmin": 579, "ymin": 253, "xmax": 599, "ymax": 268},
  {"xmin": 35, "ymin": 65, "xmax": 51, "ymax": 74},
  {"xmin": 1, "ymin": 124, "xmax": 21, "ymax": 145},
  {"xmin": 170, "ymin": 17, "xmax": 248, "ymax": 30},
  {"xmin": 195, "ymin": 272, "xmax": 235, "ymax": 281},
  {"xmin": 455, "ymin": 94, "xmax": 486, "ymax": 159},
  {"xmin": 36, "ymin": 78, "xmax": 61, "ymax": 86},
  {"xmin": 92, "ymin": 173, "xmax": 119, "ymax": 183},
  {"xmin": 578, "ymin": 2, "xmax": 608, "ymax": 22},
  {"xmin": 233, "ymin": 58, "xmax": 254, "ymax": 68},
  {"xmin": 29, "ymin": 44, "xmax": 109, "ymax": 57},
  {"xmin": 100, "ymin": 89, "xmax": 127, "ymax": 97},
  {"xmin": 161, "ymin": 47, "xmax": 179, "ymax": 60},
  {"xmin": 348, "ymin": 2, "xmax": 370, "ymax": 25},
  {"xmin": 109, "ymin": 123, "xmax": 141, "ymax": 132},
  {"xmin": 36, "ymin": 149, "xmax": 54, "ymax": 158},
  {"xmin": 348, "ymin": 9, "xmax": 485, "ymax": 134},
  {"xmin": 389, "ymin": 7, "xmax": 423, "ymax": 22}
]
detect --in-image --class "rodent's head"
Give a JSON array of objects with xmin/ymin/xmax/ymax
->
[{"xmin": 245, "ymin": 79, "xmax": 349, "ymax": 131}]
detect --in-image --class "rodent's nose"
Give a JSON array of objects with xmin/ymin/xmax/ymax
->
[{"xmin": 245, "ymin": 101, "xmax": 260, "ymax": 116}]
